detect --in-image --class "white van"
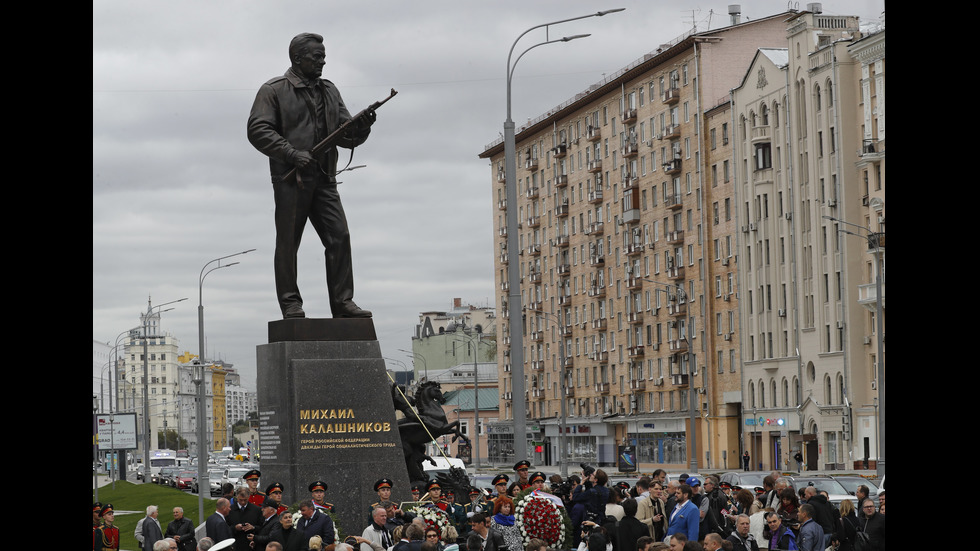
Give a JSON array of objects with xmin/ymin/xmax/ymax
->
[{"xmin": 422, "ymin": 456, "xmax": 466, "ymax": 478}]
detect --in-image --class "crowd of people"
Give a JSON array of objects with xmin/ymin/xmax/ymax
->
[{"xmin": 92, "ymin": 465, "xmax": 884, "ymax": 551}]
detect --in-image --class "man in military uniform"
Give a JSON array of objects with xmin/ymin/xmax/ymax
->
[
  {"xmin": 370, "ymin": 478, "xmax": 397, "ymax": 521},
  {"xmin": 422, "ymin": 480, "xmax": 445, "ymax": 508},
  {"xmin": 529, "ymin": 472, "xmax": 547, "ymax": 492},
  {"xmin": 410, "ymin": 482, "xmax": 424, "ymax": 503},
  {"xmin": 310, "ymin": 480, "xmax": 336, "ymax": 515},
  {"xmin": 94, "ymin": 503, "xmax": 120, "ymax": 551},
  {"xmin": 443, "ymin": 486, "xmax": 467, "ymax": 529},
  {"xmin": 461, "ymin": 487, "xmax": 488, "ymax": 536},
  {"xmin": 514, "ymin": 461, "xmax": 532, "ymax": 490},
  {"xmin": 93, "ymin": 501, "xmax": 103, "ymax": 531},
  {"xmin": 489, "ymin": 474, "xmax": 509, "ymax": 505},
  {"xmin": 244, "ymin": 469, "xmax": 266, "ymax": 507},
  {"xmin": 266, "ymin": 482, "xmax": 289, "ymax": 516}
]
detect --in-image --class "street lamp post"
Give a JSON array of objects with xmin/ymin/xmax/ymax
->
[
  {"xmin": 196, "ymin": 249, "xmax": 253, "ymax": 523},
  {"xmin": 450, "ymin": 322, "xmax": 485, "ymax": 469},
  {"xmin": 141, "ymin": 297, "xmax": 188, "ymax": 472},
  {"xmin": 503, "ymin": 7, "xmax": 625, "ymax": 464},
  {"xmin": 824, "ymin": 215, "xmax": 885, "ymax": 477},
  {"xmin": 399, "ymin": 349, "xmax": 427, "ymax": 382}
]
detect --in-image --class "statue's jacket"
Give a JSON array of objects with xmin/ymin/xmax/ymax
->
[{"xmin": 247, "ymin": 67, "xmax": 369, "ymax": 184}]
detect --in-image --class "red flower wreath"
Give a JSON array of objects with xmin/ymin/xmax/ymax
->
[{"xmin": 515, "ymin": 494, "xmax": 565, "ymax": 547}]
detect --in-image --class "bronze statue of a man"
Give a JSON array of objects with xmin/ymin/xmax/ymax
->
[{"xmin": 247, "ymin": 32, "xmax": 374, "ymax": 319}]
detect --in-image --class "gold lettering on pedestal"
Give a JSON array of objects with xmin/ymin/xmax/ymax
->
[{"xmin": 297, "ymin": 407, "xmax": 393, "ymax": 450}]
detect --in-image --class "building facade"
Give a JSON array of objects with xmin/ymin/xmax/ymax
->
[
  {"xmin": 118, "ymin": 303, "xmax": 181, "ymax": 458},
  {"xmin": 480, "ymin": 12, "xmax": 795, "ymax": 471},
  {"xmin": 731, "ymin": 11, "xmax": 884, "ymax": 470},
  {"xmin": 411, "ymin": 298, "xmax": 497, "ymax": 380}
]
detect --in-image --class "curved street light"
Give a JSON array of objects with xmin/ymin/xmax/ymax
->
[
  {"xmin": 195, "ymin": 248, "xmax": 254, "ymax": 523},
  {"xmin": 503, "ymin": 7, "xmax": 625, "ymax": 465}
]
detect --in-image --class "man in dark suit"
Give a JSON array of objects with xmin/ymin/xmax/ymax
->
[
  {"xmin": 206, "ymin": 498, "xmax": 234, "ymax": 543},
  {"xmin": 142, "ymin": 505, "xmax": 164, "ymax": 551},
  {"xmin": 228, "ymin": 487, "xmax": 264, "ymax": 551},
  {"xmin": 297, "ymin": 499, "xmax": 336, "ymax": 547},
  {"xmin": 469, "ymin": 513, "xmax": 505, "ymax": 551},
  {"xmin": 249, "ymin": 498, "xmax": 282, "ymax": 551}
]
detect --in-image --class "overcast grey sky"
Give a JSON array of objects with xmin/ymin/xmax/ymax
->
[{"xmin": 93, "ymin": 0, "xmax": 884, "ymax": 391}]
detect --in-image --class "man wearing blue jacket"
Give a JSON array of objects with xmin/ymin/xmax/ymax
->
[{"xmin": 666, "ymin": 483, "xmax": 699, "ymax": 543}]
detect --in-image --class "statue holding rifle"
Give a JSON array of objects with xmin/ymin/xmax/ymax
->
[{"xmin": 247, "ymin": 32, "xmax": 396, "ymax": 319}]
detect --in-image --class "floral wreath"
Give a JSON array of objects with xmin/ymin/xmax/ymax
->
[
  {"xmin": 514, "ymin": 490, "xmax": 570, "ymax": 549},
  {"xmin": 408, "ymin": 505, "xmax": 452, "ymax": 535}
]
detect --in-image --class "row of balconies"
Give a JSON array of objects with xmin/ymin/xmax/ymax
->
[{"xmin": 499, "ymin": 374, "xmax": 689, "ymax": 403}]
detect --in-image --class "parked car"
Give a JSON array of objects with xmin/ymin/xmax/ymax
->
[
  {"xmin": 209, "ymin": 468, "xmax": 225, "ymax": 496},
  {"xmin": 718, "ymin": 470, "xmax": 798, "ymax": 491},
  {"xmin": 831, "ymin": 474, "xmax": 880, "ymax": 507},
  {"xmin": 787, "ymin": 475, "xmax": 852, "ymax": 507},
  {"xmin": 175, "ymin": 470, "xmax": 197, "ymax": 491},
  {"xmin": 222, "ymin": 464, "xmax": 258, "ymax": 489}
]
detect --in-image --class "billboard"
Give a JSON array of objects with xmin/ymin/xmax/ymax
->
[{"xmin": 96, "ymin": 413, "xmax": 138, "ymax": 450}]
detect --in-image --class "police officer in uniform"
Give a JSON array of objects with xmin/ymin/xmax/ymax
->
[
  {"xmin": 310, "ymin": 480, "xmax": 336, "ymax": 515},
  {"xmin": 94, "ymin": 503, "xmax": 120, "ymax": 551},
  {"xmin": 244, "ymin": 470, "xmax": 266, "ymax": 507},
  {"xmin": 514, "ymin": 460, "xmax": 532, "ymax": 490},
  {"xmin": 266, "ymin": 482, "xmax": 289, "ymax": 516}
]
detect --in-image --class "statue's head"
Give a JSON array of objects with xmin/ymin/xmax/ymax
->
[{"xmin": 288, "ymin": 33, "xmax": 325, "ymax": 80}]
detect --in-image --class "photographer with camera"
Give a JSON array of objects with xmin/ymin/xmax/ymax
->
[{"xmin": 572, "ymin": 465, "xmax": 610, "ymax": 548}]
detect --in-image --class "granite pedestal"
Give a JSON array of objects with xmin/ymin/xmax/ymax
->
[{"xmin": 257, "ymin": 318, "xmax": 411, "ymax": 537}]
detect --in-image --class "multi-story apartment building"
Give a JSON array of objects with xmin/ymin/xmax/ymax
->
[
  {"xmin": 117, "ymin": 300, "xmax": 181, "ymax": 458},
  {"xmin": 731, "ymin": 10, "xmax": 884, "ymax": 470},
  {"xmin": 847, "ymin": 25, "xmax": 885, "ymax": 472},
  {"xmin": 479, "ymin": 11, "xmax": 794, "ymax": 471}
]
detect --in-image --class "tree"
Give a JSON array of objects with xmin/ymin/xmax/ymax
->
[{"xmin": 157, "ymin": 429, "xmax": 187, "ymax": 450}]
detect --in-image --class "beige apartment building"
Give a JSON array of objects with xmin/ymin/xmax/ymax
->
[
  {"xmin": 479, "ymin": 11, "xmax": 795, "ymax": 471},
  {"xmin": 730, "ymin": 12, "xmax": 884, "ymax": 470}
]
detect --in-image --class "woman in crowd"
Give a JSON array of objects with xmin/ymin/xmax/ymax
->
[{"xmin": 489, "ymin": 495, "xmax": 523, "ymax": 551}]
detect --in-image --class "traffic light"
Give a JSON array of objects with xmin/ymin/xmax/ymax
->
[{"xmin": 841, "ymin": 414, "xmax": 851, "ymax": 440}]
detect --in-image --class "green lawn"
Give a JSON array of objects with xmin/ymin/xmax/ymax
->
[{"xmin": 94, "ymin": 481, "xmax": 216, "ymax": 551}]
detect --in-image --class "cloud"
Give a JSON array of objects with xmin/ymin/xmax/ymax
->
[{"xmin": 93, "ymin": 0, "xmax": 884, "ymax": 390}]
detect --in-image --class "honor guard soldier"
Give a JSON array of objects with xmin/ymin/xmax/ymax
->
[
  {"xmin": 93, "ymin": 501, "xmax": 103, "ymax": 531},
  {"xmin": 490, "ymin": 474, "xmax": 509, "ymax": 504},
  {"xmin": 529, "ymin": 472, "xmax": 547, "ymax": 491},
  {"xmin": 94, "ymin": 503, "xmax": 120, "ymax": 551},
  {"xmin": 514, "ymin": 460, "xmax": 532, "ymax": 490},
  {"xmin": 310, "ymin": 480, "xmax": 336, "ymax": 514},
  {"xmin": 266, "ymin": 482, "xmax": 289, "ymax": 515},
  {"xmin": 423, "ymin": 480, "xmax": 449, "ymax": 511},
  {"xmin": 464, "ymin": 487, "xmax": 487, "ymax": 514},
  {"xmin": 244, "ymin": 469, "xmax": 266, "ymax": 507},
  {"xmin": 370, "ymin": 478, "xmax": 396, "ymax": 518},
  {"xmin": 410, "ymin": 482, "xmax": 424, "ymax": 503}
]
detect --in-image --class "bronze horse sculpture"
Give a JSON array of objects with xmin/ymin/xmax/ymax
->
[{"xmin": 392, "ymin": 380, "xmax": 470, "ymax": 482}]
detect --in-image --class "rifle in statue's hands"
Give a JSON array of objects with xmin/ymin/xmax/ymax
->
[{"xmin": 281, "ymin": 88, "xmax": 398, "ymax": 184}]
